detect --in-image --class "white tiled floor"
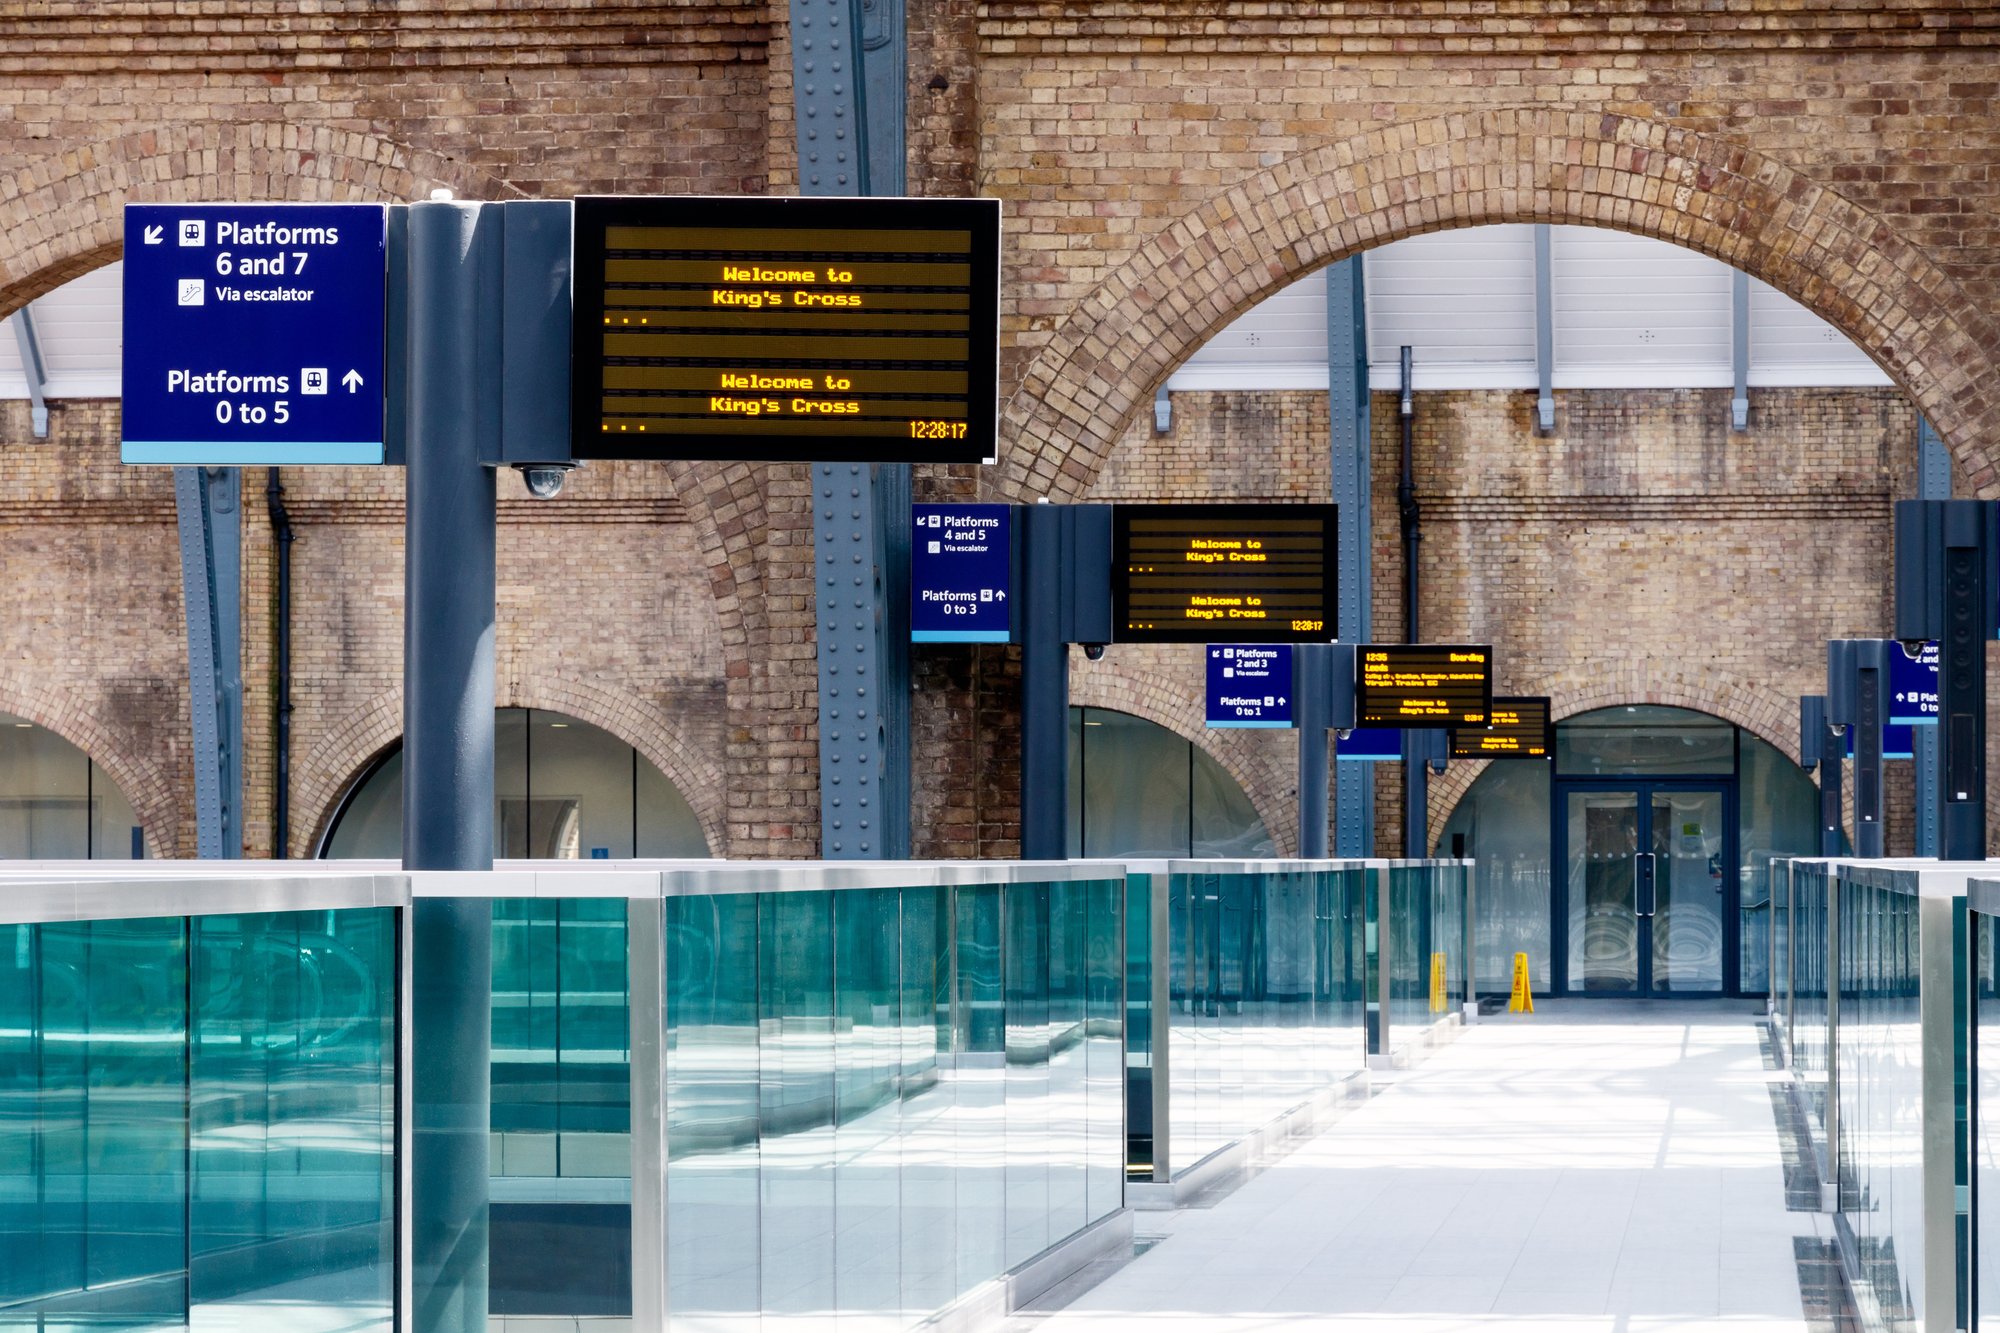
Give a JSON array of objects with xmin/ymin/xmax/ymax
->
[{"xmin": 1016, "ymin": 1000, "xmax": 1830, "ymax": 1331}]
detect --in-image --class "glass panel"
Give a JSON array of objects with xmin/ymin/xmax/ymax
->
[
  {"xmin": 1557, "ymin": 704, "xmax": 1734, "ymax": 776},
  {"xmin": 0, "ymin": 716, "xmax": 139, "ymax": 860},
  {"xmin": 1190, "ymin": 747, "xmax": 1276, "ymax": 857},
  {"xmin": 665, "ymin": 891, "xmax": 762, "ymax": 1330},
  {"xmin": 1084, "ymin": 878, "xmax": 1123, "ymax": 1222},
  {"xmin": 1046, "ymin": 881, "xmax": 1088, "ymax": 1244},
  {"xmin": 323, "ymin": 709, "xmax": 710, "ymax": 860},
  {"xmin": 1976, "ymin": 911, "xmax": 2000, "ymax": 1333},
  {"xmin": 834, "ymin": 888, "xmax": 900, "ymax": 1323},
  {"xmin": 1737, "ymin": 732, "xmax": 1817, "ymax": 995},
  {"xmin": 1438, "ymin": 759, "xmax": 1551, "ymax": 992},
  {"xmin": 1835, "ymin": 870, "xmax": 1924, "ymax": 1321},
  {"xmin": 0, "ymin": 909, "xmax": 395, "ymax": 1333},
  {"xmin": 1003, "ymin": 882, "xmax": 1050, "ymax": 1268},
  {"xmin": 899, "ymin": 886, "xmax": 954, "ymax": 1319},
  {"xmin": 1567, "ymin": 789, "xmax": 1640, "ymax": 991},
  {"xmin": 760, "ymin": 890, "xmax": 835, "ymax": 1320},
  {"xmin": 189, "ymin": 909, "xmax": 395, "ymax": 1331},
  {"xmin": 953, "ymin": 885, "xmax": 1005, "ymax": 1297},
  {"xmin": 1652, "ymin": 790, "xmax": 1725, "ymax": 993},
  {"xmin": 1079, "ymin": 708, "xmax": 1191, "ymax": 857},
  {"xmin": 1123, "ymin": 875, "xmax": 1155, "ymax": 1178}
]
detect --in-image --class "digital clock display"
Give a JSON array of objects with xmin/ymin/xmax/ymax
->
[{"xmin": 570, "ymin": 195, "xmax": 1000, "ymax": 464}]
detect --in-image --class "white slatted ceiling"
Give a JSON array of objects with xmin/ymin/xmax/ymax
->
[
  {"xmin": 1749, "ymin": 276, "xmax": 1890, "ymax": 387},
  {"xmin": 1163, "ymin": 273, "xmax": 1328, "ymax": 390},
  {"xmin": 1550, "ymin": 224, "xmax": 1731, "ymax": 387},
  {"xmin": 0, "ymin": 240, "xmax": 1896, "ymax": 402},
  {"xmin": 1364, "ymin": 224, "xmax": 1536, "ymax": 390},
  {"xmin": 0, "ymin": 262, "xmax": 123, "ymax": 399}
]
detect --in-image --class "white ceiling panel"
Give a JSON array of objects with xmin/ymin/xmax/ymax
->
[
  {"xmin": 1551, "ymin": 225, "xmax": 1732, "ymax": 387},
  {"xmin": 1165, "ymin": 272, "xmax": 1328, "ymax": 391},
  {"xmin": 1749, "ymin": 277, "xmax": 1892, "ymax": 387},
  {"xmin": 1, "ymin": 262, "xmax": 123, "ymax": 399},
  {"xmin": 1365, "ymin": 224, "xmax": 1537, "ymax": 389}
]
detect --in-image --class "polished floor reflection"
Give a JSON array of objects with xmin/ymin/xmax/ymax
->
[{"xmin": 1010, "ymin": 1002, "xmax": 1831, "ymax": 1331}]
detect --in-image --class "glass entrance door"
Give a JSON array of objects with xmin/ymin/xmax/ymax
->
[{"xmin": 1563, "ymin": 784, "xmax": 1728, "ymax": 995}]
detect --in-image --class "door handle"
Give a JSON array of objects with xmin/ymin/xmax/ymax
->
[{"xmin": 1634, "ymin": 852, "xmax": 1657, "ymax": 917}]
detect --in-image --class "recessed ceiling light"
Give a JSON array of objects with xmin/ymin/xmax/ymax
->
[{"xmin": 548, "ymin": 723, "xmax": 569, "ymax": 728}]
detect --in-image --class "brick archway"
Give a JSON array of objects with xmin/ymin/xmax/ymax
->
[
  {"xmin": 0, "ymin": 122, "xmax": 521, "ymax": 317},
  {"xmin": 996, "ymin": 106, "xmax": 2000, "ymax": 503},
  {"xmin": 0, "ymin": 677, "xmax": 178, "ymax": 858},
  {"xmin": 296, "ymin": 686, "xmax": 728, "ymax": 860},
  {"xmin": 1070, "ymin": 662, "xmax": 1298, "ymax": 855},
  {"xmin": 1426, "ymin": 660, "xmax": 1803, "ymax": 850}
]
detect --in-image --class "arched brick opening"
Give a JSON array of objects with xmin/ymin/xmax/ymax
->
[
  {"xmin": 0, "ymin": 122, "xmax": 521, "ymax": 318},
  {"xmin": 0, "ymin": 677, "xmax": 178, "ymax": 859},
  {"xmin": 1426, "ymin": 660, "xmax": 1805, "ymax": 853},
  {"xmin": 1070, "ymin": 663, "xmax": 1298, "ymax": 855},
  {"xmin": 298, "ymin": 685, "xmax": 730, "ymax": 860},
  {"xmin": 996, "ymin": 107, "xmax": 2000, "ymax": 503}
]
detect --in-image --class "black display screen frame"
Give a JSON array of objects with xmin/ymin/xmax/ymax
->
[
  {"xmin": 1450, "ymin": 695, "xmax": 1553, "ymax": 759},
  {"xmin": 569, "ymin": 194, "xmax": 1001, "ymax": 465},
  {"xmin": 1110, "ymin": 502, "xmax": 1340, "ymax": 645},
  {"xmin": 1354, "ymin": 643, "xmax": 1496, "ymax": 729}
]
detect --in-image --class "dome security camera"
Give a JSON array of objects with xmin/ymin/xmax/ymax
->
[
  {"xmin": 519, "ymin": 464, "xmax": 573, "ymax": 500},
  {"xmin": 1082, "ymin": 643, "xmax": 1107, "ymax": 661}
]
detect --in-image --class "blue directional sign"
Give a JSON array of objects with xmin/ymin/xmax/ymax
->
[
  {"xmin": 1844, "ymin": 724, "xmax": 1915, "ymax": 761},
  {"xmin": 1889, "ymin": 639, "xmax": 1938, "ymax": 726},
  {"xmin": 121, "ymin": 203, "xmax": 387, "ymax": 465},
  {"xmin": 1206, "ymin": 645, "xmax": 1293, "ymax": 728},
  {"xmin": 911, "ymin": 504, "xmax": 1012, "ymax": 643},
  {"xmin": 1336, "ymin": 728, "xmax": 1402, "ymax": 762}
]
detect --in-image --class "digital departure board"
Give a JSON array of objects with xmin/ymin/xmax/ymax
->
[
  {"xmin": 1355, "ymin": 644, "xmax": 1494, "ymax": 728},
  {"xmin": 1111, "ymin": 504, "xmax": 1338, "ymax": 644},
  {"xmin": 1449, "ymin": 696, "xmax": 1552, "ymax": 759},
  {"xmin": 570, "ymin": 195, "xmax": 1000, "ymax": 464}
]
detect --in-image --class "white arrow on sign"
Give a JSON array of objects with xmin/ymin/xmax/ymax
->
[
  {"xmin": 342, "ymin": 369, "xmax": 364, "ymax": 393},
  {"xmin": 142, "ymin": 225, "xmax": 163, "ymax": 245},
  {"xmin": 995, "ymin": 590, "xmax": 1006, "ymax": 600}
]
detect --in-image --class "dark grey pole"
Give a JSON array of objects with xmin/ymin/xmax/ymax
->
[
  {"xmin": 1020, "ymin": 502, "xmax": 1068, "ymax": 859},
  {"xmin": 1938, "ymin": 501, "xmax": 1989, "ymax": 860},
  {"xmin": 1821, "ymin": 724, "xmax": 1845, "ymax": 857},
  {"xmin": 1853, "ymin": 640, "xmax": 1886, "ymax": 858},
  {"xmin": 402, "ymin": 197, "xmax": 498, "ymax": 1333},
  {"xmin": 1296, "ymin": 643, "xmax": 1329, "ymax": 858}
]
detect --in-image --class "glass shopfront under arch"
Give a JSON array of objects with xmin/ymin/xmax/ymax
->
[
  {"xmin": 1438, "ymin": 705, "xmax": 1817, "ymax": 999},
  {"xmin": 0, "ymin": 711, "xmax": 142, "ymax": 858},
  {"xmin": 318, "ymin": 707, "xmax": 709, "ymax": 860},
  {"xmin": 1065, "ymin": 706, "xmax": 1276, "ymax": 859}
]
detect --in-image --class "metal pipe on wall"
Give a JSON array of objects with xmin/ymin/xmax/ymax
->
[{"xmin": 265, "ymin": 467, "xmax": 294, "ymax": 858}]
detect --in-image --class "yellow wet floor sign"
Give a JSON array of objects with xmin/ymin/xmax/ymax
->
[{"xmin": 1507, "ymin": 951, "xmax": 1534, "ymax": 1013}]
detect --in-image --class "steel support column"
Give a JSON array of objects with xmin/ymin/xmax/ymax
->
[
  {"xmin": 1533, "ymin": 225, "xmax": 1555, "ymax": 434},
  {"xmin": 1326, "ymin": 258, "xmax": 1375, "ymax": 855},
  {"xmin": 10, "ymin": 305, "xmax": 50, "ymax": 437},
  {"xmin": 1914, "ymin": 419, "xmax": 1950, "ymax": 856},
  {"xmin": 795, "ymin": 0, "xmax": 912, "ymax": 858},
  {"xmin": 174, "ymin": 465, "xmax": 242, "ymax": 858},
  {"xmin": 1730, "ymin": 269, "xmax": 1751, "ymax": 431},
  {"xmin": 1296, "ymin": 644, "xmax": 1329, "ymax": 858}
]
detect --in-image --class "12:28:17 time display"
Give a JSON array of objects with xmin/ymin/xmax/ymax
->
[{"xmin": 910, "ymin": 420, "xmax": 970, "ymax": 439}]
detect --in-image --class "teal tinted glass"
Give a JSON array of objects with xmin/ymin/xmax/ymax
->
[{"xmin": 1, "ymin": 908, "xmax": 395, "ymax": 1332}]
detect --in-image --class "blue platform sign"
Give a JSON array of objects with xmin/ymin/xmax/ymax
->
[
  {"xmin": 1889, "ymin": 639, "xmax": 1938, "ymax": 726},
  {"xmin": 1843, "ymin": 725, "xmax": 1915, "ymax": 761},
  {"xmin": 121, "ymin": 203, "xmax": 387, "ymax": 465},
  {"xmin": 911, "ymin": 504, "xmax": 1012, "ymax": 643},
  {"xmin": 1206, "ymin": 645, "xmax": 1293, "ymax": 728},
  {"xmin": 1336, "ymin": 728, "xmax": 1402, "ymax": 762}
]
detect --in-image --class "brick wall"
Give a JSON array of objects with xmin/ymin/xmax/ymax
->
[{"xmin": 2, "ymin": 3, "xmax": 1998, "ymax": 858}]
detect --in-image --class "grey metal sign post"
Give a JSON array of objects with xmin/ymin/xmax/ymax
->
[
  {"xmin": 1828, "ymin": 639, "xmax": 1888, "ymax": 858},
  {"xmin": 1895, "ymin": 498, "xmax": 1997, "ymax": 861}
]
